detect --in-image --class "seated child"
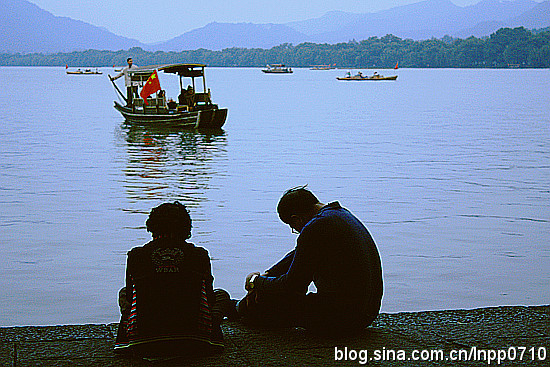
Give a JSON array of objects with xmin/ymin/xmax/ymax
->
[{"xmin": 114, "ymin": 201, "xmax": 226, "ymax": 358}]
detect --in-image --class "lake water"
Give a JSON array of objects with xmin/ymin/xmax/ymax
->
[{"xmin": 0, "ymin": 66, "xmax": 548, "ymax": 327}]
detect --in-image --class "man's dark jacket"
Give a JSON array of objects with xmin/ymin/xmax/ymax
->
[{"xmin": 256, "ymin": 202, "xmax": 383, "ymax": 328}]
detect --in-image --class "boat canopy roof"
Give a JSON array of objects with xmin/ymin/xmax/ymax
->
[{"xmin": 129, "ymin": 63, "xmax": 207, "ymax": 78}]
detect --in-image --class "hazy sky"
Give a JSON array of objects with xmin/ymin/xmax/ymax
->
[{"xmin": 28, "ymin": 0, "xmax": 540, "ymax": 43}]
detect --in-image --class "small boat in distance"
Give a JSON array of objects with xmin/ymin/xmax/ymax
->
[
  {"xmin": 262, "ymin": 64, "xmax": 293, "ymax": 73},
  {"xmin": 310, "ymin": 64, "xmax": 336, "ymax": 70},
  {"xmin": 110, "ymin": 63, "xmax": 227, "ymax": 129},
  {"xmin": 337, "ymin": 71, "xmax": 398, "ymax": 81},
  {"xmin": 66, "ymin": 68, "xmax": 103, "ymax": 75}
]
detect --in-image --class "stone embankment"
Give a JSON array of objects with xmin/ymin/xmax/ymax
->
[{"xmin": 1, "ymin": 305, "xmax": 548, "ymax": 366}]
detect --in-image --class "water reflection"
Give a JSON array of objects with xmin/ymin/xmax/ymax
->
[{"xmin": 120, "ymin": 124, "xmax": 227, "ymax": 209}]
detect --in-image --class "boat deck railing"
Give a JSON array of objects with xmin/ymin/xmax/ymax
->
[{"xmin": 129, "ymin": 89, "xmax": 212, "ymax": 113}]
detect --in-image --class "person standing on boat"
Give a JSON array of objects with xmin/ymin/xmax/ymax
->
[
  {"xmin": 110, "ymin": 57, "xmax": 138, "ymax": 106},
  {"xmin": 237, "ymin": 186, "xmax": 383, "ymax": 333}
]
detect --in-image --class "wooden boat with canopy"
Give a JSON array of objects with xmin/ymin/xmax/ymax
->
[
  {"xmin": 66, "ymin": 68, "xmax": 102, "ymax": 75},
  {"xmin": 337, "ymin": 71, "xmax": 398, "ymax": 81},
  {"xmin": 262, "ymin": 64, "xmax": 293, "ymax": 73},
  {"xmin": 111, "ymin": 63, "xmax": 227, "ymax": 129}
]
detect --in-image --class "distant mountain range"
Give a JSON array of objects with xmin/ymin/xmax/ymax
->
[
  {"xmin": 1, "ymin": 0, "xmax": 549, "ymax": 53},
  {"xmin": 285, "ymin": 0, "xmax": 549, "ymax": 43},
  {"xmin": 0, "ymin": 0, "xmax": 146, "ymax": 53}
]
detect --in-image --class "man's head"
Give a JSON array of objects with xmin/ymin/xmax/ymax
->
[
  {"xmin": 146, "ymin": 201, "xmax": 192, "ymax": 239},
  {"xmin": 127, "ymin": 57, "xmax": 133, "ymax": 66},
  {"xmin": 277, "ymin": 186, "xmax": 321, "ymax": 233}
]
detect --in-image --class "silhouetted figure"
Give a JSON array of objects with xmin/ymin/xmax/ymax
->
[
  {"xmin": 239, "ymin": 186, "xmax": 383, "ymax": 334},
  {"xmin": 114, "ymin": 201, "xmax": 225, "ymax": 359}
]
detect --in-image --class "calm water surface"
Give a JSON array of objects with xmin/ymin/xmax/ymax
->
[{"xmin": 0, "ymin": 66, "xmax": 548, "ymax": 326}]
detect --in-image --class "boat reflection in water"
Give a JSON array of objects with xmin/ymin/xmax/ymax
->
[{"xmin": 119, "ymin": 123, "xmax": 228, "ymax": 219}]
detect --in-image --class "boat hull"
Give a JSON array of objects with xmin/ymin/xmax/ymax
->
[
  {"xmin": 262, "ymin": 70, "xmax": 293, "ymax": 73},
  {"xmin": 337, "ymin": 75, "xmax": 398, "ymax": 81},
  {"xmin": 114, "ymin": 102, "xmax": 227, "ymax": 129},
  {"xmin": 66, "ymin": 71, "xmax": 102, "ymax": 75}
]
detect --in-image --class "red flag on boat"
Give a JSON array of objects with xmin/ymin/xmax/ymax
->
[
  {"xmin": 394, "ymin": 62, "xmax": 399, "ymax": 69},
  {"xmin": 140, "ymin": 70, "xmax": 161, "ymax": 105}
]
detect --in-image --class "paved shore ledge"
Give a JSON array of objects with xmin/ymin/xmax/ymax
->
[{"xmin": 1, "ymin": 305, "xmax": 548, "ymax": 366}]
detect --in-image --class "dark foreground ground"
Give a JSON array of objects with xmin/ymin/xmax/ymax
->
[{"xmin": 1, "ymin": 305, "xmax": 548, "ymax": 366}]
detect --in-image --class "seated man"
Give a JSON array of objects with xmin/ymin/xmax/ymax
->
[
  {"xmin": 114, "ymin": 201, "xmax": 225, "ymax": 358},
  {"xmin": 178, "ymin": 86, "xmax": 195, "ymax": 107},
  {"xmin": 184, "ymin": 86, "xmax": 195, "ymax": 106},
  {"xmin": 157, "ymin": 90, "xmax": 166, "ymax": 106},
  {"xmin": 239, "ymin": 186, "xmax": 383, "ymax": 333}
]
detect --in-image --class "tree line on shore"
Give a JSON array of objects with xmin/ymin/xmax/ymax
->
[{"xmin": 1, "ymin": 27, "xmax": 549, "ymax": 68}]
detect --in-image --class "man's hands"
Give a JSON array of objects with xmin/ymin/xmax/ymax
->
[
  {"xmin": 244, "ymin": 271, "xmax": 271, "ymax": 307},
  {"xmin": 245, "ymin": 272, "xmax": 260, "ymax": 292}
]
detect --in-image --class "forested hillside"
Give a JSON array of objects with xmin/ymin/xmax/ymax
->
[{"xmin": 1, "ymin": 27, "xmax": 548, "ymax": 68}]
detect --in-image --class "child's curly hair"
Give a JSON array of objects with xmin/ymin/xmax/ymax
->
[{"xmin": 145, "ymin": 201, "xmax": 192, "ymax": 239}]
